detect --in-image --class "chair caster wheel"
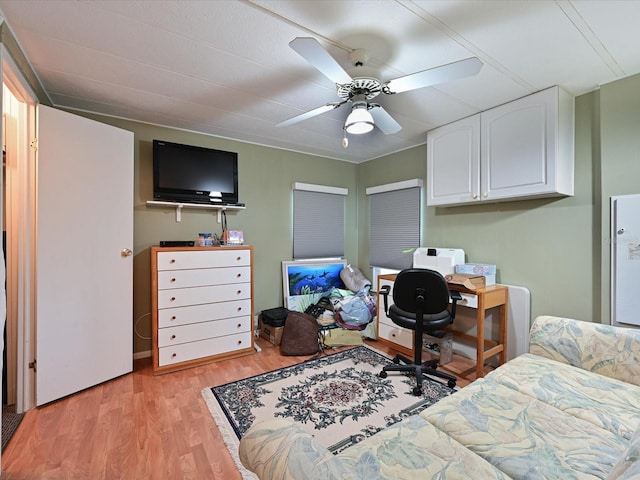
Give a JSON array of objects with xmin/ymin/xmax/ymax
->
[
  {"xmin": 379, "ymin": 371, "xmax": 388, "ymax": 378},
  {"xmin": 412, "ymin": 386, "xmax": 422, "ymax": 396},
  {"xmin": 448, "ymin": 380, "xmax": 456, "ymax": 389},
  {"xmin": 392, "ymin": 357, "xmax": 400, "ymax": 364}
]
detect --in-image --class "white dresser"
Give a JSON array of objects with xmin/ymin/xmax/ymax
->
[{"xmin": 151, "ymin": 246, "xmax": 254, "ymax": 374}]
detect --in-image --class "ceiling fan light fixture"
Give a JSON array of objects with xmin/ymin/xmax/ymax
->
[{"xmin": 344, "ymin": 106, "xmax": 374, "ymax": 134}]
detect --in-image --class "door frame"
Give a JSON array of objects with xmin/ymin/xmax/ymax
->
[{"xmin": 1, "ymin": 44, "xmax": 38, "ymax": 413}]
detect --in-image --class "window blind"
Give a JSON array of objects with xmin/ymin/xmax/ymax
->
[
  {"xmin": 293, "ymin": 189, "xmax": 344, "ymax": 259},
  {"xmin": 369, "ymin": 186, "xmax": 421, "ymax": 269}
]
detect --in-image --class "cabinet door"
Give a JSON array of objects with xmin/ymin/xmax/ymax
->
[
  {"xmin": 481, "ymin": 87, "xmax": 558, "ymax": 201},
  {"xmin": 427, "ymin": 115, "xmax": 480, "ymax": 206}
]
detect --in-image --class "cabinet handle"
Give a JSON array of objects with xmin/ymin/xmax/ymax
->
[
  {"xmin": 482, "ymin": 192, "xmax": 488, "ymax": 198},
  {"xmin": 170, "ymin": 297, "xmax": 176, "ymax": 302},
  {"xmin": 472, "ymin": 193, "xmax": 478, "ymax": 199},
  {"xmin": 170, "ymin": 335, "xmax": 176, "ymax": 340},
  {"xmin": 236, "ymin": 273, "xmax": 241, "ymax": 278},
  {"xmin": 391, "ymin": 333, "xmax": 396, "ymax": 337},
  {"xmin": 236, "ymin": 256, "xmax": 241, "ymax": 261},
  {"xmin": 171, "ymin": 315, "xmax": 176, "ymax": 321},
  {"xmin": 237, "ymin": 340, "xmax": 243, "ymax": 345},
  {"xmin": 237, "ymin": 307, "xmax": 242, "ymax": 312},
  {"xmin": 170, "ymin": 259, "xmax": 176, "ymax": 264},
  {"xmin": 170, "ymin": 278, "xmax": 176, "ymax": 283},
  {"xmin": 171, "ymin": 353, "xmax": 177, "ymax": 358},
  {"xmin": 237, "ymin": 323, "xmax": 242, "ymax": 328},
  {"xmin": 236, "ymin": 290, "xmax": 242, "ymax": 295}
]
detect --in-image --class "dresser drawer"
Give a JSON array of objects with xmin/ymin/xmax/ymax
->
[
  {"xmin": 158, "ymin": 299, "xmax": 251, "ymax": 328},
  {"xmin": 157, "ymin": 266, "xmax": 251, "ymax": 290},
  {"xmin": 157, "ymin": 249, "xmax": 250, "ymax": 271},
  {"xmin": 158, "ymin": 316, "xmax": 251, "ymax": 347},
  {"xmin": 159, "ymin": 331, "xmax": 252, "ymax": 366},
  {"xmin": 378, "ymin": 322, "xmax": 413, "ymax": 350},
  {"xmin": 157, "ymin": 283, "xmax": 251, "ymax": 309}
]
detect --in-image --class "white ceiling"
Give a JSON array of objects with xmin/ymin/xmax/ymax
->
[{"xmin": 0, "ymin": 0, "xmax": 639, "ymax": 163}]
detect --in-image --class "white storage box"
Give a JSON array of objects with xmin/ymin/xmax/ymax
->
[
  {"xmin": 455, "ymin": 263, "xmax": 497, "ymax": 275},
  {"xmin": 423, "ymin": 331, "xmax": 453, "ymax": 365},
  {"xmin": 413, "ymin": 248, "xmax": 465, "ymax": 276}
]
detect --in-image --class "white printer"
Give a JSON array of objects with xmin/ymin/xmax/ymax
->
[{"xmin": 413, "ymin": 247, "xmax": 465, "ymax": 276}]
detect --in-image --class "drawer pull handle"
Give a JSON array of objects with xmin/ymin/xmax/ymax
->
[
  {"xmin": 171, "ymin": 335, "xmax": 176, "ymax": 340},
  {"xmin": 237, "ymin": 290, "xmax": 241, "ymax": 295},
  {"xmin": 170, "ymin": 259, "xmax": 176, "ymax": 264},
  {"xmin": 171, "ymin": 316, "xmax": 176, "ymax": 321},
  {"xmin": 171, "ymin": 353, "xmax": 177, "ymax": 358},
  {"xmin": 237, "ymin": 323, "xmax": 242, "ymax": 328},
  {"xmin": 237, "ymin": 340, "xmax": 242, "ymax": 345},
  {"xmin": 236, "ymin": 256, "xmax": 241, "ymax": 261},
  {"xmin": 237, "ymin": 307, "xmax": 242, "ymax": 312},
  {"xmin": 170, "ymin": 278, "xmax": 176, "ymax": 283},
  {"xmin": 391, "ymin": 333, "xmax": 396, "ymax": 337},
  {"xmin": 236, "ymin": 273, "xmax": 241, "ymax": 278},
  {"xmin": 170, "ymin": 297, "xmax": 176, "ymax": 302}
]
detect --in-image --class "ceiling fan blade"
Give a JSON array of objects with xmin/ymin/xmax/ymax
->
[
  {"xmin": 289, "ymin": 37, "xmax": 353, "ymax": 85},
  {"xmin": 384, "ymin": 57, "xmax": 483, "ymax": 94},
  {"xmin": 276, "ymin": 102, "xmax": 345, "ymax": 127},
  {"xmin": 369, "ymin": 105, "xmax": 402, "ymax": 134}
]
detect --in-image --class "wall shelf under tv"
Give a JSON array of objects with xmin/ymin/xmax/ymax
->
[{"xmin": 146, "ymin": 200, "xmax": 245, "ymax": 223}]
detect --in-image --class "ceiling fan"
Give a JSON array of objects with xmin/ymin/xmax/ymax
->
[{"xmin": 277, "ymin": 37, "xmax": 483, "ymax": 145}]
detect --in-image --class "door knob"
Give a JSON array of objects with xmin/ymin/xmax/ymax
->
[{"xmin": 121, "ymin": 248, "xmax": 133, "ymax": 257}]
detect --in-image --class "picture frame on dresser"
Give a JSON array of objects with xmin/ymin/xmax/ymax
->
[{"xmin": 281, "ymin": 259, "xmax": 346, "ymax": 310}]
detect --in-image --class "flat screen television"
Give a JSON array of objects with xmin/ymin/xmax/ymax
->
[{"xmin": 153, "ymin": 140, "xmax": 239, "ymax": 204}]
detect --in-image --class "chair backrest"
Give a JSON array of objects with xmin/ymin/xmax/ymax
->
[{"xmin": 392, "ymin": 268, "xmax": 450, "ymax": 315}]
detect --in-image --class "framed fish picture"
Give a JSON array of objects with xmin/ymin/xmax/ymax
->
[{"xmin": 282, "ymin": 259, "xmax": 346, "ymax": 310}]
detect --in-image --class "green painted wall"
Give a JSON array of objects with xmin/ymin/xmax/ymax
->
[
  {"xmin": 4, "ymin": 16, "xmax": 640, "ymax": 356},
  {"xmin": 358, "ymin": 91, "xmax": 600, "ymax": 325},
  {"xmin": 49, "ymin": 73, "xmax": 640, "ymax": 353},
  {"xmin": 77, "ymin": 115, "xmax": 358, "ymax": 354},
  {"xmin": 599, "ymin": 74, "xmax": 640, "ymax": 321}
]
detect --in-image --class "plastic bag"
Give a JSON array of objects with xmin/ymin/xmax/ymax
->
[
  {"xmin": 331, "ymin": 289, "xmax": 377, "ymax": 330},
  {"xmin": 340, "ymin": 265, "xmax": 372, "ymax": 295}
]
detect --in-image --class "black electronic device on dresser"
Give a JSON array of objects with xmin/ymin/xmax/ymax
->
[
  {"xmin": 153, "ymin": 139, "xmax": 239, "ymax": 205},
  {"xmin": 159, "ymin": 240, "xmax": 195, "ymax": 247}
]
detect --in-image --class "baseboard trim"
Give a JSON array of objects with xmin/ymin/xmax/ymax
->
[{"xmin": 133, "ymin": 350, "xmax": 152, "ymax": 360}]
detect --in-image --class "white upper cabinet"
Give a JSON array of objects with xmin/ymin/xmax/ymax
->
[
  {"xmin": 427, "ymin": 86, "xmax": 574, "ymax": 207},
  {"xmin": 427, "ymin": 114, "xmax": 480, "ymax": 206}
]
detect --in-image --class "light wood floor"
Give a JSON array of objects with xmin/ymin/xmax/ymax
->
[{"xmin": 1, "ymin": 338, "xmax": 491, "ymax": 480}]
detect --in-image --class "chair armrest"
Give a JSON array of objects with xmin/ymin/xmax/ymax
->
[
  {"xmin": 379, "ymin": 284, "xmax": 391, "ymax": 315},
  {"xmin": 238, "ymin": 419, "xmax": 355, "ymax": 480},
  {"xmin": 449, "ymin": 290, "xmax": 462, "ymax": 319},
  {"xmin": 529, "ymin": 315, "xmax": 640, "ymax": 387}
]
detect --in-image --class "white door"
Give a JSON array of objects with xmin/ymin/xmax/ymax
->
[
  {"xmin": 36, "ymin": 105, "xmax": 133, "ymax": 405},
  {"xmin": 611, "ymin": 194, "xmax": 640, "ymax": 328}
]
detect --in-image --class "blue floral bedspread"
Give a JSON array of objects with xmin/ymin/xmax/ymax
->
[{"xmin": 239, "ymin": 315, "xmax": 640, "ymax": 480}]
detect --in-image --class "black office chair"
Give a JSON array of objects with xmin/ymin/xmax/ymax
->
[{"xmin": 378, "ymin": 268, "xmax": 462, "ymax": 395}]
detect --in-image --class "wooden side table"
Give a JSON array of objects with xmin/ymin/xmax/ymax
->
[{"xmin": 446, "ymin": 284, "xmax": 509, "ymax": 378}]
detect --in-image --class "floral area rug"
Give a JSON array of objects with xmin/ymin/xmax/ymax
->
[{"xmin": 202, "ymin": 345, "xmax": 456, "ymax": 478}]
